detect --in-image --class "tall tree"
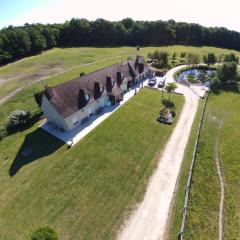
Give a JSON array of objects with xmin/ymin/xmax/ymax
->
[
  {"xmin": 224, "ymin": 53, "xmax": 239, "ymax": 63},
  {"xmin": 1, "ymin": 19, "xmax": 240, "ymax": 65},
  {"xmin": 165, "ymin": 82, "xmax": 177, "ymax": 101},
  {"xmin": 217, "ymin": 62, "xmax": 237, "ymax": 83},
  {"xmin": 203, "ymin": 53, "xmax": 217, "ymax": 65},
  {"xmin": 28, "ymin": 29, "xmax": 46, "ymax": 54}
]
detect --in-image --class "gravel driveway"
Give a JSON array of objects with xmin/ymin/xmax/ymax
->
[{"xmin": 117, "ymin": 65, "xmax": 199, "ymax": 240}]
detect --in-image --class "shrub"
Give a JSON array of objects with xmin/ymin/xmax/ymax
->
[
  {"xmin": 30, "ymin": 226, "xmax": 58, "ymax": 240},
  {"xmin": 7, "ymin": 110, "xmax": 30, "ymax": 131},
  {"xmin": 217, "ymin": 62, "xmax": 237, "ymax": 83},
  {"xmin": 210, "ymin": 77, "xmax": 220, "ymax": 93},
  {"xmin": 162, "ymin": 99, "xmax": 175, "ymax": 108},
  {"xmin": 224, "ymin": 53, "xmax": 239, "ymax": 64},
  {"xmin": 203, "ymin": 53, "xmax": 217, "ymax": 65},
  {"xmin": 180, "ymin": 52, "xmax": 186, "ymax": 58}
]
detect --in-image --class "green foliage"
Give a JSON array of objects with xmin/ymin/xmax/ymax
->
[
  {"xmin": 180, "ymin": 52, "xmax": 186, "ymax": 58},
  {"xmin": 29, "ymin": 29, "xmax": 47, "ymax": 54},
  {"xmin": 217, "ymin": 62, "xmax": 237, "ymax": 83},
  {"xmin": 187, "ymin": 74, "xmax": 198, "ymax": 83},
  {"xmin": 1, "ymin": 18, "xmax": 240, "ymax": 65},
  {"xmin": 223, "ymin": 53, "xmax": 239, "ymax": 63},
  {"xmin": 7, "ymin": 110, "xmax": 30, "ymax": 130},
  {"xmin": 148, "ymin": 50, "xmax": 169, "ymax": 68},
  {"xmin": 172, "ymin": 52, "xmax": 177, "ymax": 60},
  {"xmin": 198, "ymin": 72, "xmax": 207, "ymax": 83},
  {"xmin": 162, "ymin": 99, "xmax": 175, "ymax": 108},
  {"xmin": 30, "ymin": 226, "xmax": 58, "ymax": 240},
  {"xmin": 203, "ymin": 53, "xmax": 217, "ymax": 65},
  {"xmin": 210, "ymin": 77, "xmax": 220, "ymax": 93},
  {"xmin": 165, "ymin": 82, "xmax": 177, "ymax": 100}
]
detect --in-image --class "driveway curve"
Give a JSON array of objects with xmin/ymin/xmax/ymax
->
[{"xmin": 117, "ymin": 65, "xmax": 199, "ymax": 240}]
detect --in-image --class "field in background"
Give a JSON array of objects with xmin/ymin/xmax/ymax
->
[
  {"xmin": 0, "ymin": 47, "xmax": 137, "ymax": 100},
  {"xmin": 167, "ymin": 91, "xmax": 240, "ymax": 240},
  {"xmin": 1, "ymin": 45, "xmax": 240, "ymax": 101},
  {"xmin": 0, "ymin": 45, "xmax": 239, "ymax": 126},
  {"xmin": 0, "ymin": 88, "xmax": 184, "ymax": 240}
]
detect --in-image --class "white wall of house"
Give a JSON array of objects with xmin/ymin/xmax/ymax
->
[
  {"xmin": 41, "ymin": 95, "xmax": 69, "ymax": 131},
  {"xmin": 64, "ymin": 93, "xmax": 109, "ymax": 130},
  {"xmin": 42, "ymin": 65, "xmax": 151, "ymax": 131}
]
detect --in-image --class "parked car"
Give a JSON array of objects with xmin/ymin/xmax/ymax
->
[
  {"xmin": 148, "ymin": 77, "xmax": 156, "ymax": 86},
  {"xmin": 158, "ymin": 78, "xmax": 165, "ymax": 88}
]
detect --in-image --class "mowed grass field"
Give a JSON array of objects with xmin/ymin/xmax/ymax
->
[
  {"xmin": 0, "ymin": 45, "xmax": 240, "ymax": 100},
  {"xmin": 0, "ymin": 88, "xmax": 184, "ymax": 240},
  {"xmin": 167, "ymin": 90, "xmax": 240, "ymax": 239}
]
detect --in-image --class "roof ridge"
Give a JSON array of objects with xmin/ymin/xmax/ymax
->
[{"xmin": 49, "ymin": 62, "xmax": 121, "ymax": 89}]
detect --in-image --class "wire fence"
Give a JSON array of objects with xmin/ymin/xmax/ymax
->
[{"xmin": 177, "ymin": 92, "xmax": 209, "ymax": 240}]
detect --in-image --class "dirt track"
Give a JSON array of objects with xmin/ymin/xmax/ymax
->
[{"xmin": 117, "ymin": 66, "xmax": 199, "ymax": 240}]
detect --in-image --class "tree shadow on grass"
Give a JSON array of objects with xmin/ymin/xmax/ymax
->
[
  {"xmin": 9, "ymin": 128, "xmax": 64, "ymax": 176},
  {"xmin": 220, "ymin": 82, "xmax": 239, "ymax": 93},
  {"xmin": 211, "ymin": 82, "xmax": 240, "ymax": 95}
]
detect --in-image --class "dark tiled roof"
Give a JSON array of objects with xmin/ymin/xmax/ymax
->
[{"xmin": 43, "ymin": 56, "xmax": 148, "ymax": 118}]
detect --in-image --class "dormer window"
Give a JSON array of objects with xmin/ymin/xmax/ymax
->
[{"xmin": 111, "ymin": 79, "xmax": 115, "ymax": 86}]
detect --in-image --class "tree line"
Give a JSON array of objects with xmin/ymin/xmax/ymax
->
[{"xmin": 1, "ymin": 18, "xmax": 240, "ymax": 65}]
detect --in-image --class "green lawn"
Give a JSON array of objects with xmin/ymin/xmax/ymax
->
[
  {"xmin": 0, "ymin": 88, "xmax": 184, "ymax": 240},
  {"xmin": 168, "ymin": 90, "xmax": 240, "ymax": 240}
]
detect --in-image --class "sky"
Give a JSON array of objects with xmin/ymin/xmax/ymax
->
[{"xmin": 0, "ymin": 0, "xmax": 240, "ymax": 32}]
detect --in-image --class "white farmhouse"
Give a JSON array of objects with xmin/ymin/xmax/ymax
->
[{"xmin": 38, "ymin": 56, "xmax": 152, "ymax": 131}]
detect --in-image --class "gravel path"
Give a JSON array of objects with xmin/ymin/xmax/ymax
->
[
  {"xmin": 117, "ymin": 66, "xmax": 199, "ymax": 240},
  {"xmin": 215, "ymin": 122, "xmax": 224, "ymax": 240}
]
